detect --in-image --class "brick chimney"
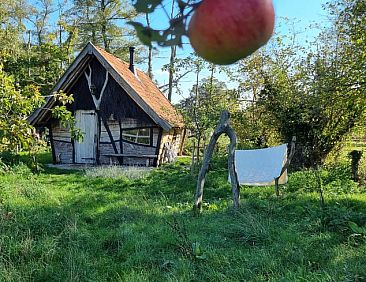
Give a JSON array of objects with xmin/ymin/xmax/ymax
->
[{"xmin": 129, "ymin": 46, "xmax": 135, "ymax": 74}]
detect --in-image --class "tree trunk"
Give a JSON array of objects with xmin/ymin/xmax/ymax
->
[
  {"xmin": 194, "ymin": 111, "xmax": 240, "ymax": 212},
  {"xmin": 191, "ymin": 140, "xmax": 196, "ymax": 176},
  {"xmin": 193, "ymin": 63, "xmax": 201, "ymax": 161},
  {"xmin": 100, "ymin": 0, "xmax": 110, "ymax": 52},
  {"xmin": 167, "ymin": 45, "xmax": 176, "ymax": 101},
  {"xmin": 167, "ymin": 0, "xmax": 176, "ymax": 101},
  {"xmin": 146, "ymin": 13, "xmax": 153, "ymax": 79},
  {"xmin": 196, "ymin": 134, "xmax": 201, "ymax": 162}
]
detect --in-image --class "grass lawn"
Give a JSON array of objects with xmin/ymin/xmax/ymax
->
[{"xmin": 0, "ymin": 153, "xmax": 365, "ymax": 281}]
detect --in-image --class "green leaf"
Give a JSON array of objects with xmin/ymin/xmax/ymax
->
[
  {"xmin": 195, "ymin": 254, "xmax": 207, "ymax": 260},
  {"xmin": 132, "ymin": 0, "xmax": 163, "ymax": 13},
  {"xmin": 349, "ymin": 221, "xmax": 366, "ymax": 235},
  {"xmin": 161, "ymin": 18, "xmax": 185, "ymax": 47},
  {"xmin": 128, "ymin": 21, "xmax": 165, "ymax": 46}
]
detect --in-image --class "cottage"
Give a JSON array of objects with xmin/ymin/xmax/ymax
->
[{"xmin": 29, "ymin": 42, "xmax": 185, "ymax": 166}]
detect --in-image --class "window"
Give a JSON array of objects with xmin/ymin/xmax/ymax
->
[{"xmin": 122, "ymin": 128, "xmax": 151, "ymax": 145}]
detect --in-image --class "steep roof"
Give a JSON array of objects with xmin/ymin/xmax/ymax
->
[{"xmin": 29, "ymin": 42, "xmax": 184, "ymax": 130}]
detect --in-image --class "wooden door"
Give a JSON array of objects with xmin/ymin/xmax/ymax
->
[{"xmin": 74, "ymin": 110, "xmax": 97, "ymax": 164}]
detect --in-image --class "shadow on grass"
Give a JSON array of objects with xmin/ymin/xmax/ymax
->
[{"xmin": 1, "ymin": 153, "xmax": 366, "ymax": 280}]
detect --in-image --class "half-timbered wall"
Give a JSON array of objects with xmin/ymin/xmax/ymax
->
[
  {"xmin": 50, "ymin": 118, "xmax": 183, "ymax": 166},
  {"xmin": 68, "ymin": 57, "xmax": 153, "ymax": 124},
  {"xmin": 99, "ymin": 118, "xmax": 160, "ymax": 165},
  {"xmin": 51, "ymin": 121, "xmax": 73, "ymax": 164},
  {"xmin": 48, "ymin": 56, "xmax": 183, "ymax": 166}
]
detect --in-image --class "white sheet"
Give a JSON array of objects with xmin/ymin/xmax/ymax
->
[{"xmin": 229, "ymin": 144, "xmax": 288, "ymax": 186}]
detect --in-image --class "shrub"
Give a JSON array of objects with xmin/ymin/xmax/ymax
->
[
  {"xmin": 0, "ymin": 152, "xmax": 34, "ymax": 176},
  {"xmin": 358, "ymin": 153, "xmax": 366, "ymax": 185},
  {"xmin": 287, "ymin": 170, "xmax": 319, "ymax": 193},
  {"xmin": 287, "ymin": 164, "xmax": 360, "ymax": 194},
  {"xmin": 0, "ymin": 151, "xmax": 20, "ymax": 167}
]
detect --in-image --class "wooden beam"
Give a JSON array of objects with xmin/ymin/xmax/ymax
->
[
  {"xmin": 48, "ymin": 123, "xmax": 56, "ymax": 164},
  {"xmin": 91, "ymin": 46, "xmax": 172, "ymax": 131},
  {"xmin": 102, "ymin": 119, "xmax": 121, "ymax": 165},
  {"xmin": 28, "ymin": 44, "xmax": 94, "ymax": 125},
  {"xmin": 149, "ymin": 127, "xmax": 154, "ymax": 147},
  {"xmin": 52, "ymin": 139, "xmax": 72, "ymax": 144},
  {"xmin": 71, "ymin": 133, "xmax": 75, "ymax": 164},
  {"xmin": 154, "ymin": 128, "xmax": 163, "ymax": 167},
  {"xmin": 84, "ymin": 64, "xmax": 109, "ymax": 111},
  {"xmin": 275, "ymin": 136, "xmax": 296, "ymax": 196},
  {"xmin": 119, "ymin": 120, "xmax": 124, "ymax": 165},
  {"xmin": 96, "ymin": 114, "xmax": 101, "ymax": 165},
  {"xmin": 121, "ymin": 125, "xmax": 159, "ymax": 131}
]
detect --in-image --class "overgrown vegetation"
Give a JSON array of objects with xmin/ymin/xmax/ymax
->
[
  {"xmin": 0, "ymin": 0, "xmax": 365, "ymax": 279},
  {"xmin": 0, "ymin": 153, "xmax": 365, "ymax": 281},
  {"xmin": 1, "ymin": 0, "xmax": 365, "ymax": 169}
]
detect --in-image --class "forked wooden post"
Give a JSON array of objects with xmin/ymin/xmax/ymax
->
[
  {"xmin": 274, "ymin": 136, "xmax": 296, "ymax": 196},
  {"xmin": 194, "ymin": 111, "xmax": 240, "ymax": 212}
]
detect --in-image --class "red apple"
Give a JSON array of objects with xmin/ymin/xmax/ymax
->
[{"xmin": 188, "ymin": 0, "xmax": 275, "ymax": 65}]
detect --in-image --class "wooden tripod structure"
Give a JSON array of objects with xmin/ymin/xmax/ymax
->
[{"xmin": 193, "ymin": 111, "xmax": 296, "ymax": 212}]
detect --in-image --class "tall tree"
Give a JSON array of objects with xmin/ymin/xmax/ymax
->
[
  {"xmin": 27, "ymin": 0, "xmax": 56, "ymax": 45},
  {"xmin": 0, "ymin": 64, "xmax": 43, "ymax": 151},
  {"xmin": 67, "ymin": 0, "xmax": 137, "ymax": 59},
  {"xmin": 145, "ymin": 12, "xmax": 153, "ymax": 79},
  {"xmin": 230, "ymin": 1, "xmax": 366, "ymax": 167},
  {"xmin": 0, "ymin": 0, "xmax": 27, "ymax": 61},
  {"xmin": 1, "ymin": 0, "xmax": 77, "ymax": 95},
  {"xmin": 178, "ymin": 58, "xmax": 240, "ymax": 160}
]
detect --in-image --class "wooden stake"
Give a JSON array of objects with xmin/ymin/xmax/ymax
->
[
  {"xmin": 274, "ymin": 136, "xmax": 296, "ymax": 197},
  {"xmin": 191, "ymin": 140, "xmax": 196, "ymax": 176}
]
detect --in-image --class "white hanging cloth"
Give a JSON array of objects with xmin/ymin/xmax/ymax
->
[{"xmin": 229, "ymin": 144, "xmax": 288, "ymax": 186}]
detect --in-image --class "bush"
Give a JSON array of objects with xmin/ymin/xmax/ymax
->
[
  {"xmin": 287, "ymin": 170, "xmax": 319, "ymax": 193},
  {"xmin": 322, "ymin": 164, "xmax": 360, "ymax": 194},
  {"xmin": 287, "ymin": 164, "xmax": 360, "ymax": 194},
  {"xmin": 323, "ymin": 179, "xmax": 360, "ymax": 195},
  {"xmin": 0, "ymin": 152, "xmax": 34, "ymax": 175},
  {"xmin": 322, "ymin": 164, "xmax": 353, "ymax": 183},
  {"xmin": 358, "ymin": 153, "xmax": 366, "ymax": 184},
  {"xmin": 0, "ymin": 151, "xmax": 20, "ymax": 167}
]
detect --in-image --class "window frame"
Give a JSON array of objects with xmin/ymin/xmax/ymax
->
[{"xmin": 121, "ymin": 127, "xmax": 152, "ymax": 146}]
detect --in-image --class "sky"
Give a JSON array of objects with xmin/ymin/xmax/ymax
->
[
  {"xmin": 139, "ymin": 0, "xmax": 330, "ymax": 103},
  {"xmin": 27, "ymin": 0, "xmax": 331, "ymax": 103}
]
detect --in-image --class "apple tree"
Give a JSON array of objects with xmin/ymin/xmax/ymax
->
[
  {"xmin": 0, "ymin": 63, "xmax": 81, "ymax": 168},
  {"xmin": 0, "ymin": 64, "xmax": 44, "ymax": 152}
]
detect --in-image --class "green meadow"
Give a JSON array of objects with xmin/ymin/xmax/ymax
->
[{"xmin": 0, "ymin": 154, "xmax": 365, "ymax": 281}]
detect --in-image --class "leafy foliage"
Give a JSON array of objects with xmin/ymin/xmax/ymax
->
[
  {"xmin": 178, "ymin": 79, "xmax": 238, "ymax": 136},
  {"xmin": 177, "ymin": 58, "xmax": 240, "ymax": 160},
  {"xmin": 129, "ymin": 0, "xmax": 200, "ymax": 47},
  {"xmin": 66, "ymin": 0, "xmax": 139, "ymax": 59},
  {"xmin": 233, "ymin": 0, "xmax": 366, "ymax": 167},
  {"xmin": 0, "ymin": 65, "xmax": 43, "ymax": 151},
  {"xmin": 0, "ymin": 65, "xmax": 81, "ymax": 165}
]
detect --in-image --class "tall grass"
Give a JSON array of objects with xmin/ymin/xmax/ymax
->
[
  {"xmin": 0, "ymin": 154, "xmax": 365, "ymax": 281},
  {"xmin": 84, "ymin": 165, "xmax": 151, "ymax": 180}
]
